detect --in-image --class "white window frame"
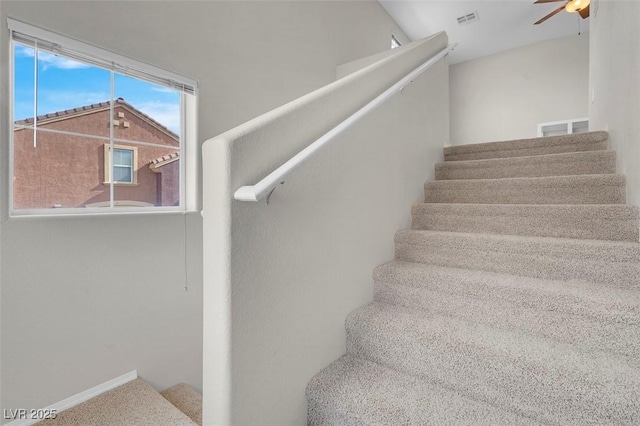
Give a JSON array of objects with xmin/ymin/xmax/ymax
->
[
  {"xmin": 113, "ymin": 148, "xmax": 134, "ymax": 184},
  {"xmin": 8, "ymin": 18, "xmax": 198, "ymax": 217},
  {"xmin": 104, "ymin": 144, "xmax": 139, "ymax": 185}
]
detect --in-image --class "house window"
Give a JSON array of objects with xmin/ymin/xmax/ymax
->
[
  {"xmin": 391, "ymin": 35, "xmax": 402, "ymax": 49},
  {"xmin": 9, "ymin": 19, "xmax": 198, "ymax": 215},
  {"xmin": 114, "ymin": 149, "xmax": 134, "ymax": 183},
  {"xmin": 103, "ymin": 145, "xmax": 139, "ymax": 184}
]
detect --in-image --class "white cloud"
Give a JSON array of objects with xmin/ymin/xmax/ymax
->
[
  {"xmin": 36, "ymin": 90, "xmax": 110, "ymax": 116},
  {"xmin": 15, "ymin": 45, "xmax": 35, "ymax": 58},
  {"xmin": 151, "ymin": 86, "xmax": 179, "ymax": 94},
  {"xmin": 39, "ymin": 52, "xmax": 90, "ymax": 70},
  {"xmin": 135, "ymin": 101, "xmax": 181, "ymax": 133},
  {"xmin": 41, "ymin": 90, "xmax": 109, "ymax": 104},
  {"xmin": 15, "ymin": 45, "xmax": 89, "ymax": 70}
]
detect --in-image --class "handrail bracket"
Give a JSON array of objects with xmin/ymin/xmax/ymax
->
[{"xmin": 266, "ymin": 181, "xmax": 285, "ymax": 205}]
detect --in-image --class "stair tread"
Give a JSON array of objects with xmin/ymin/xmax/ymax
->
[
  {"xmin": 424, "ymin": 174, "xmax": 626, "ymax": 205},
  {"xmin": 375, "ymin": 260, "xmax": 640, "ymax": 307},
  {"xmin": 411, "ymin": 203, "xmax": 640, "ymax": 242},
  {"xmin": 444, "ymin": 131, "xmax": 609, "ymax": 161},
  {"xmin": 346, "ymin": 302, "xmax": 640, "ymax": 425},
  {"xmin": 374, "ymin": 261, "xmax": 640, "ymax": 358},
  {"xmin": 437, "ymin": 150, "xmax": 615, "ymax": 170},
  {"xmin": 394, "ymin": 230, "xmax": 640, "ymax": 287},
  {"xmin": 413, "ymin": 203, "xmax": 639, "ymax": 219},
  {"xmin": 307, "ymin": 354, "xmax": 539, "ymax": 426},
  {"xmin": 37, "ymin": 379, "xmax": 197, "ymax": 426},
  {"xmin": 436, "ymin": 150, "xmax": 616, "ymax": 180},
  {"xmin": 395, "ymin": 229, "xmax": 640, "ymax": 261},
  {"xmin": 426, "ymin": 173, "xmax": 626, "ymax": 188},
  {"xmin": 161, "ymin": 383, "xmax": 202, "ymax": 426}
]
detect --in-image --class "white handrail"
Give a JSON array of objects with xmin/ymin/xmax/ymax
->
[{"xmin": 234, "ymin": 43, "xmax": 457, "ymax": 202}]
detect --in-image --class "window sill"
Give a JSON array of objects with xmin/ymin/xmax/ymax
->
[
  {"xmin": 9, "ymin": 206, "xmax": 188, "ymax": 218},
  {"xmin": 102, "ymin": 182, "xmax": 140, "ymax": 187}
]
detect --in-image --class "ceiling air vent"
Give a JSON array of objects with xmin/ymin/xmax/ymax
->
[{"xmin": 457, "ymin": 11, "xmax": 479, "ymax": 25}]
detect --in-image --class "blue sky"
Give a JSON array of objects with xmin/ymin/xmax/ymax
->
[{"xmin": 13, "ymin": 44, "xmax": 181, "ymax": 133}]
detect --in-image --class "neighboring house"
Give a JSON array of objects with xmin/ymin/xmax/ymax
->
[{"xmin": 13, "ymin": 98, "xmax": 180, "ymax": 209}]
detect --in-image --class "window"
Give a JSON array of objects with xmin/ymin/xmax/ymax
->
[
  {"xmin": 391, "ymin": 35, "xmax": 402, "ymax": 49},
  {"xmin": 104, "ymin": 145, "xmax": 139, "ymax": 184},
  {"xmin": 113, "ymin": 149, "xmax": 134, "ymax": 183},
  {"xmin": 9, "ymin": 19, "xmax": 198, "ymax": 215}
]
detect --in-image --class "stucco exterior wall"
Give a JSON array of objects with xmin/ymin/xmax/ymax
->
[
  {"xmin": 155, "ymin": 159, "xmax": 180, "ymax": 207},
  {"xmin": 13, "ymin": 104, "xmax": 180, "ymax": 209}
]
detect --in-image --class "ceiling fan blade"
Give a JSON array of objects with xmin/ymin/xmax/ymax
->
[
  {"xmin": 534, "ymin": 4, "xmax": 567, "ymax": 25},
  {"xmin": 534, "ymin": 0, "xmax": 565, "ymax": 3},
  {"xmin": 578, "ymin": 4, "xmax": 590, "ymax": 18}
]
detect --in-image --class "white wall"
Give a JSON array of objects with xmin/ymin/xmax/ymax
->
[
  {"xmin": 0, "ymin": 0, "xmax": 409, "ymax": 419},
  {"xmin": 589, "ymin": 0, "xmax": 640, "ymax": 206},
  {"xmin": 450, "ymin": 34, "xmax": 589, "ymax": 145},
  {"xmin": 203, "ymin": 33, "xmax": 449, "ymax": 425}
]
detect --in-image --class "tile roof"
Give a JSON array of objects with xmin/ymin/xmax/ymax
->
[
  {"xmin": 15, "ymin": 97, "xmax": 179, "ymax": 139},
  {"xmin": 149, "ymin": 152, "xmax": 180, "ymax": 171},
  {"xmin": 16, "ymin": 101, "xmax": 112, "ymax": 125},
  {"xmin": 150, "ymin": 152, "xmax": 180, "ymax": 165}
]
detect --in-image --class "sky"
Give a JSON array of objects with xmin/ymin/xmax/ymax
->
[{"xmin": 13, "ymin": 43, "xmax": 181, "ymax": 134}]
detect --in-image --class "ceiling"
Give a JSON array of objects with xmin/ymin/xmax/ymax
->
[{"xmin": 379, "ymin": 0, "xmax": 590, "ymax": 64}]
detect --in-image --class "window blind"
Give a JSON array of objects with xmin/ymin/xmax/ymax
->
[{"xmin": 9, "ymin": 18, "xmax": 197, "ymax": 95}]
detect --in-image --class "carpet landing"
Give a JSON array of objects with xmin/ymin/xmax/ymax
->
[
  {"xmin": 306, "ymin": 131, "xmax": 640, "ymax": 425},
  {"xmin": 36, "ymin": 379, "xmax": 201, "ymax": 425}
]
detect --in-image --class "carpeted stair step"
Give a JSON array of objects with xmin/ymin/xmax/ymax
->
[
  {"xmin": 411, "ymin": 203, "xmax": 640, "ymax": 242},
  {"xmin": 436, "ymin": 150, "xmax": 616, "ymax": 180},
  {"xmin": 37, "ymin": 378, "xmax": 197, "ymax": 425},
  {"xmin": 306, "ymin": 354, "xmax": 538, "ymax": 426},
  {"xmin": 424, "ymin": 174, "xmax": 626, "ymax": 204},
  {"xmin": 444, "ymin": 131, "xmax": 609, "ymax": 161},
  {"xmin": 346, "ymin": 302, "xmax": 640, "ymax": 425},
  {"xmin": 161, "ymin": 383, "xmax": 202, "ymax": 426},
  {"xmin": 374, "ymin": 261, "xmax": 640, "ymax": 358},
  {"xmin": 394, "ymin": 230, "xmax": 640, "ymax": 288}
]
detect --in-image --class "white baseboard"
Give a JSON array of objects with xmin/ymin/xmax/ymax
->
[{"xmin": 4, "ymin": 370, "xmax": 137, "ymax": 426}]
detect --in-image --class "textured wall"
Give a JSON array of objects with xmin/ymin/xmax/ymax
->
[
  {"xmin": 450, "ymin": 34, "xmax": 589, "ymax": 145},
  {"xmin": 156, "ymin": 160, "xmax": 180, "ymax": 207},
  {"xmin": 203, "ymin": 33, "xmax": 449, "ymax": 425},
  {"xmin": 0, "ymin": 0, "xmax": 408, "ymax": 420},
  {"xmin": 589, "ymin": 0, "xmax": 640, "ymax": 205}
]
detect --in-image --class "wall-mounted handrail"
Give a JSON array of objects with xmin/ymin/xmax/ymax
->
[{"xmin": 234, "ymin": 43, "xmax": 457, "ymax": 202}]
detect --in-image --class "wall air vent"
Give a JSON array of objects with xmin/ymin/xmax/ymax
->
[{"xmin": 457, "ymin": 11, "xmax": 479, "ymax": 25}]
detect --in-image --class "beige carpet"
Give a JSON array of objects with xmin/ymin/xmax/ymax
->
[
  {"xmin": 161, "ymin": 383, "xmax": 202, "ymax": 426},
  {"xmin": 436, "ymin": 149, "xmax": 616, "ymax": 180},
  {"xmin": 37, "ymin": 379, "xmax": 196, "ymax": 425},
  {"xmin": 307, "ymin": 131, "xmax": 640, "ymax": 425},
  {"xmin": 443, "ymin": 130, "xmax": 609, "ymax": 161}
]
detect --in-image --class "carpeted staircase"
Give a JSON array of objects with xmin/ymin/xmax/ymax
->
[
  {"xmin": 306, "ymin": 130, "xmax": 640, "ymax": 425},
  {"xmin": 36, "ymin": 379, "xmax": 202, "ymax": 425}
]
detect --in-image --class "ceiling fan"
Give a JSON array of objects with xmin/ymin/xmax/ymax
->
[{"xmin": 534, "ymin": 0, "xmax": 590, "ymax": 25}]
